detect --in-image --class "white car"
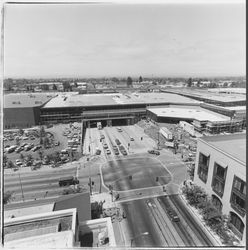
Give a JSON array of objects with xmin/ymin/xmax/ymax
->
[
  {"xmin": 106, "ymin": 149, "xmax": 111, "ymax": 154},
  {"xmin": 16, "ymin": 160, "xmax": 22, "ymax": 166}
]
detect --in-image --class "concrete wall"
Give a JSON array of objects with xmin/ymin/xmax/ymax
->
[{"xmin": 193, "ymin": 139, "xmax": 246, "ymax": 243}]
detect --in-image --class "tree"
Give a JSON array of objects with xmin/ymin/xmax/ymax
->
[
  {"xmin": 15, "ymin": 137, "xmax": 20, "ymax": 146},
  {"xmin": 7, "ymin": 160, "xmax": 15, "ymax": 169},
  {"xmin": 182, "ymin": 184, "xmax": 207, "ymax": 207},
  {"xmin": 187, "ymin": 78, "xmax": 192, "ymax": 87},
  {"xmin": 20, "ymin": 153, "xmax": 24, "ymax": 161},
  {"xmin": 43, "ymin": 137, "xmax": 50, "ymax": 148},
  {"xmin": 40, "ymin": 126, "xmax": 45, "ymax": 137},
  {"xmin": 52, "ymin": 84, "xmax": 57, "ymax": 90},
  {"xmin": 3, "ymin": 155, "xmax": 8, "ymax": 168},
  {"xmin": 62, "ymin": 81, "xmax": 71, "ymax": 92},
  {"xmin": 19, "ymin": 128, "xmax": 24, "ymax": 136},
  {"xmin": 139, "ymin": 76, "xmax": 143, "ymax": 83},
  {"xmin": 127, "ymin": 77, "xmax": 133, "ymax": 88},
  {"xmin": 38, "ymin": 150, "xmax": 44, "ymax": 160},
  {"xmin": 3, "ymin": 191, "xmax": 14, "ymax": 204},
  {"xmin": 26, "ymin": 154, "xmax": 33, "ymax": 165},
  {"xmin": 196, "ymin": 79, "xmax": 201, "ymax": 87}
]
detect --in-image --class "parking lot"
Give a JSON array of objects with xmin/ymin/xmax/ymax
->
[{"xmin": 3, "ymin": 122, "xmax": 82, "ymax": 170}]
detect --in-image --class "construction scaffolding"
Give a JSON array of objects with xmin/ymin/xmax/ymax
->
[{"xmin": 205, "ymin": 119, "xmax": 245, "ymax": 134}]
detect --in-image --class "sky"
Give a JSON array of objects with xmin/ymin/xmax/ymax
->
[{"xmin": 4, "ymin": 2, "xmax": 246, "ymax": 78}]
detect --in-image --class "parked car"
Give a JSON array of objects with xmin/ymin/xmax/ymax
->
[
  {"xmin": 148, "ymin": 150, "xmax": 160, "ymax": 155},
  {"xmin": 100, "ymin": 134, "xmax": 105, "ymax": 139},
  {"xmin": 130, "ymin": 137, "xmax": 134, "ymax": 141},
  {"xmin": 106, "ymin": 149, "xmax": 111, "ymax": 155},
  {"xmin": 115, "ymin": 139, "xmax": 121, "ymax": 145},
  {"xmin": 103, "ymin": 143, "xmax": 108, "ymax": 149},
  {"xmin": 15, "ymin": 159, "xmax": 22, "ymax": 166},
  {"xmin": 121, "ymin": 150, "xmax": 127, "ymax": 156}
]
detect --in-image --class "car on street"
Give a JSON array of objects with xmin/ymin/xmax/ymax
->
[
  {"xmin": 117, "ymin": 127, "xmax": 122, "ymax": 132},
  {"xmin": 100, "ymin": 134, "xmax": 105, "ymax": 139},
  {"xmin": 166, "ymin": 209, "xmax": 180, "ymax": 222},
  {"xmin": 103, "ymin": 143, "xmax": 108, "ymax": 149},
  {"xmin": 114, "ymin": 150, "xmax": 119, "ymax": 155},
  {"xmin": 106, "ymin": 149, "xmax": 111, "ymax": 154},
  {"xmin": 113, "ymin": 145, "xmax": 118, "ymax": 150},
  {"xmin": 148, "ymin": 150, "xmax": 160, "ymax": 155},
  {"xmin": 130, "ymin": 137, "xmax": 134, "ymax": 141}
]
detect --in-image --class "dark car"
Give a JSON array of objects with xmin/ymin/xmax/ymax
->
[
  {"xmin": 115, "ymin": 139, "xmax": 121, "ymax": 145},
  {"xmin": 121, "ymin": 150, "xmax": 127, "ymax": 156},
  {"xmin": 166, "ymin": 209, "xmax": 180, "ymax": 222},
  {"xmin": 148, "ymin": 150, "xmax": 160, "ymax": 155}
]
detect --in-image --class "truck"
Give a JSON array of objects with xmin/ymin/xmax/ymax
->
[
  {"xmin": 97, "ymin": 122, "xmax": 102, "ymax": 130},
  {"xmin": 160, "ymin": 127, "xmax": 173, "ymax": 141},
  {"xmin": 58, "ymin": 176, "xmax": 79, "ymax": 187},
  {"xmin": 179, "ymin": 121, "xmax": 195, "ymax": 137}
]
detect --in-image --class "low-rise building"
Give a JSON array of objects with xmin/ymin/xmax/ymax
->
[{"xmin": 193, "ymin": 134, "xmax": 246, "ymax": 243}]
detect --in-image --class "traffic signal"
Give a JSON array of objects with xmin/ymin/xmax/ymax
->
[{"xmin": 156, "ymin": 177, "xmax": 159, "ymax": 182}]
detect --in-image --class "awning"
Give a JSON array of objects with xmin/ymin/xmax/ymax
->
[
  {"xmin": 199, "ymin": 151, "xmax": 210, "ymax": 157},
  {"xmin": 215, "ymin": 160, "xmax": 228, "ymax": 168}
]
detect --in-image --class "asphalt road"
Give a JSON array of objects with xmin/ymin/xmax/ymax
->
[
  {"xmin": 102, "ymin": 157, "xmax": 171, "ymax": 191},
  {"xmin": 4, "ymin": 159, "xmax": 102, "ymax": 202}
]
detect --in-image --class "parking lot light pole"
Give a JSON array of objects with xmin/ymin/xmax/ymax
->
[{"xmin": 130, "ymin": 232, "xmax": 149, "ymax": 247}]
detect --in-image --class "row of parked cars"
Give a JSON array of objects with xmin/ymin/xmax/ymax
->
[{"xmin": 4, "ymin": 143, "xmax": 42, "ymax": 154}]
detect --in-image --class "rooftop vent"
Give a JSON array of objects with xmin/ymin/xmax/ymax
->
[
  {"xmin": 35, "ymin": 101, "xmax": 42, "ymax": 104},
  {"xmin": 12, "ymin": 101, "xmax": 21, "ymax": 104}
]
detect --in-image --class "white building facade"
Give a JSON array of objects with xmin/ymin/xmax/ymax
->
[{"xmin": 193, "ymin": 134, "xmax": 246, "ymax": 243}]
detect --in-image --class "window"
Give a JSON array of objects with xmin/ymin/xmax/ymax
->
[
  {"xmin": 230, "ymin": 212, "xmax": 244, "ymax": 237},
  {"xmin": 230, "ymin": 176, "xmax": 246, "ymax": 216},
  {"xmin": 197, "ymin": 152, "xmax": 210, "ymax": 183},
  {"xmin": 212, "ymin": 195, "xmax": 222, "ymax": 211},
  {"xmin": 212, "ymin": 163, "xmax": 227, "ymax": 197}
]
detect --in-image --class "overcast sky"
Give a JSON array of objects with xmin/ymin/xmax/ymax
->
[{"xmin": 4, "ymin": 3, "xmax": 245, "ymax": 78}]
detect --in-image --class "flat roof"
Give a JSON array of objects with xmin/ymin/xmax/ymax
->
[
  {"xmin": 43, "ymin": 92, "xmax": 200, "ymax": 108},
  {"xmin": 4, "ymin": 203, "xmax": 54, "ymax": 219},
  {"xmin": 225, "ymin": 106, "xmax": 246, "ymax": 111},
  {"xmin": 207, "ymin": 88, "xmax": 246, "ymax": 94},
  {"xmin": 4, "ymin": 230, "xmax": 74, "ymax": 248},
  {"xmin": 164, "ymin": 89, "xmax": 246, "ymax": 103},
  {"xmin": 201, "ymin": 133, "xmax": 246, "ymax": 164},
  {"xmin": 4, "ymin": 93, "xmax": 56, "ymax": 108},
  {"xmin": 148, "ymin": 106, "xmax": 230, "ymax": 122}
]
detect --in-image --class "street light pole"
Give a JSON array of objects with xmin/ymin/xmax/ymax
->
[{"xmin": 18, "ymin": 172, "xmax": 25, "ymax": 202}]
